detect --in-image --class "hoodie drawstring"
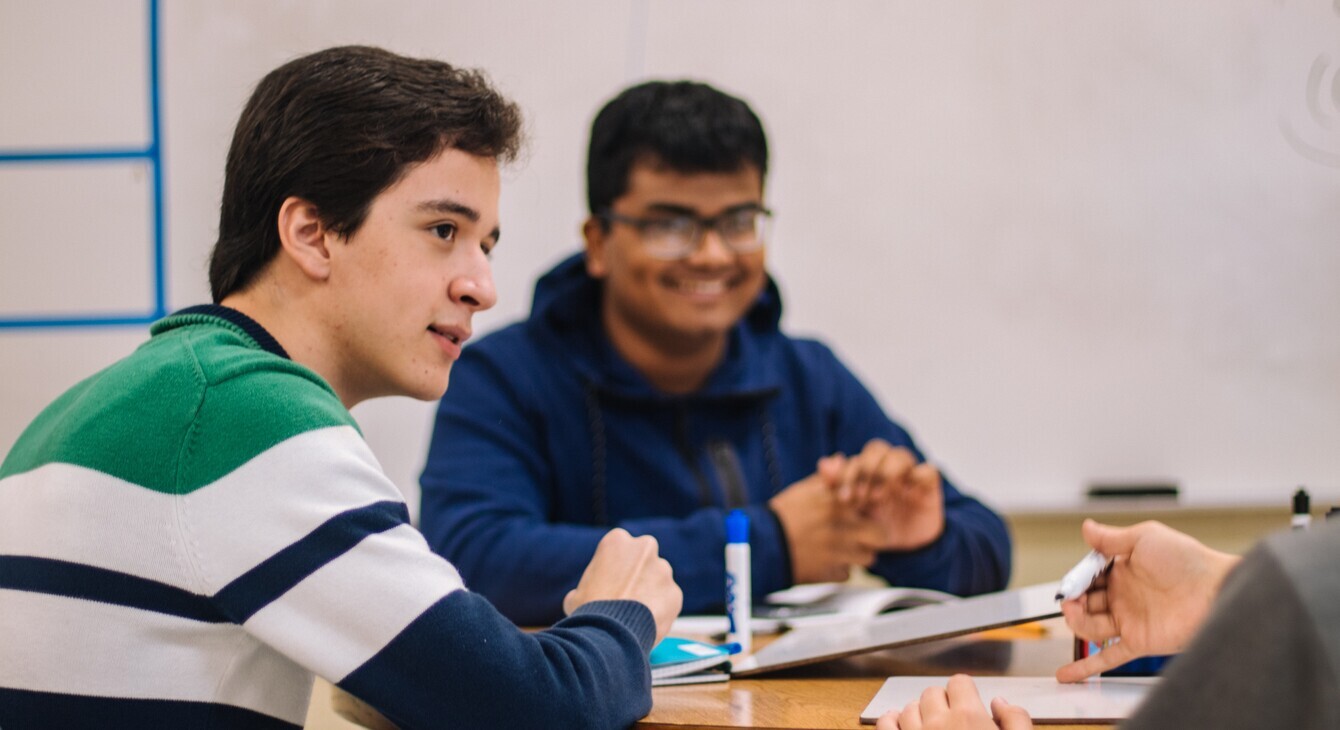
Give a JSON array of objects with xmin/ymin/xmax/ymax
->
[{"xmin": 585, "ymin": 388, "xmax": 784, "ymax": 525}]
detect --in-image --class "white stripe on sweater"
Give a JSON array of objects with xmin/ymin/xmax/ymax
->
[
  {"xmin": 0, "ymin": 462, "xmax": 194, "ymax": 588},
  {"xmin": 181, "ymin": 425, "xmax": 407, "ymax": 591},
  {"xmin": 0, "ymin": 588, "xmax": 312, "ymax": 724},
  {"xmin": 0, "ymin": 426, "xmax": 402, "ymax": 595},
  {"xmin": 243, "ymin": 523, "xmax": 466, "ymax": 681}
]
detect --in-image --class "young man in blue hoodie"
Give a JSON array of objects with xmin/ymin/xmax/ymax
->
[{"xmin": 420, "ymin": 80, "xmax": 1011, "ymax": 625}]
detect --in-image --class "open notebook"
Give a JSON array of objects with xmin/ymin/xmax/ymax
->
[
  {"xmin": 671, "ymin": 583, "xmax": 957, "ymax": 636},
  {"xmin": 860, "ymin": 676, "xmax": 1159, "ymax": 724},
  {"xmin": 755, "ymin": 583, "xmax": 956, "ymax": 627}
]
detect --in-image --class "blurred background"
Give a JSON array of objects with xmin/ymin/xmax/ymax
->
[{"xmin": 2, "ymin": 0, "xmax": 1338, "ymax": 528}]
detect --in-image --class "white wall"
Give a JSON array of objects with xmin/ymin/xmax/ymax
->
[{"xmin": 2, "ymin": 0, "xmax": 1339, "ymax": 514}]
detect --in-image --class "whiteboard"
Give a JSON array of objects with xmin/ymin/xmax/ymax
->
[{"xmin": 2, "ymin": 0, "xmax": 1338, "ymax": 514}]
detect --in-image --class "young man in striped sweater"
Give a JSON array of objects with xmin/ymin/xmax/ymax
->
[{"xmin": 0, "ymin": 46, "xmax": 682, "ymax": 730}]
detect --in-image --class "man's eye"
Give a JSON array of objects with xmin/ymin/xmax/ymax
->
[
  {"xmin": 643, "ymin": 218, "xmax": 693, "ymax": 237},
  {"xmin": 481, "ymin": 241, "xmax": 496, "ymax": 259},
  {"xmin": 433, "ymin": 223, "xmax": 457, "ymax": 241},
  {"xmin": 721, "ymin": 213, "xmax": 757, "ymax": 235}
]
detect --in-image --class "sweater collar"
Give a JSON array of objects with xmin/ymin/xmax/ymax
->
[{"xmin": 151, "ymin": 304, "xmax": 291, "ymax": 360}]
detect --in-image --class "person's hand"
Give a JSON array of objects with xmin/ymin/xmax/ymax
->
[
  {"xmin": 874, "ymin": 674, "xmax": 1034, "ymax": 730},
  {"xmin": 1055, "ymin": 519, "xmax": 1240, "ymax": 683},
  {"xmin": 563, "ymin": 528, "xmax": 683, "ymax": 646},
  {"xmin": 830, "ymin": 439, "xmax": 945, "ymax": 551},
  {"xmin": 769, "ymin": 468, "xmax": 886, "ymax": 584}
]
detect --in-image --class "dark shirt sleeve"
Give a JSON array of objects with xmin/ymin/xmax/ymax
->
[
  {"xmin": 340, "ymin": 595, "xmax": 655, "ymax": 730},
  {"xmin": 1122, "ymin": 539, "xmax": 1340, "ymax": 730}
]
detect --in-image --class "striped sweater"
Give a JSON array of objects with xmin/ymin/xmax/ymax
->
[{"xmin": 0, "ymin": 306, "xmax": 656, "ymax": 730}]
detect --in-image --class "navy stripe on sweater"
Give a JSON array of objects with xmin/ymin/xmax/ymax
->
[
  {"xmin": 338, "ymin": 591, "xmax": 655, "ymax": 730},
  {"xmin": 0, "ymin": 555, "xmax": 226, "ymax": 623},
  {"xmin": 0, "ymin": 687, "xmax": 300, "ymax": 730},
  {"xmin": 214, "ymin": 500, "xmax": 410, "ymax": 622}
]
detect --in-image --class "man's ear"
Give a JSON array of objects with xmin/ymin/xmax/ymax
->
[
  {"xmin": 582, "ymin": 216, "xmax": 608, "ymax": 279},
  {"xmin": 276, "ymin": 196, "xmax": 334, "ymax": 282}
]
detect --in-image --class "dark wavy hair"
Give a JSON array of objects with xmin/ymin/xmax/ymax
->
[
  {"xmin": 209, "ymin": 45, "xmax": 523, "ymax": 302},
  {"xmin": 586, "ymin": 80, "xmax": 768, "ymax": 217}
]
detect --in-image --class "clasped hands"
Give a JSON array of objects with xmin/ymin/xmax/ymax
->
[{"xmin": 770, "ymin": 439, "xmax": 945, "ymax": 584}]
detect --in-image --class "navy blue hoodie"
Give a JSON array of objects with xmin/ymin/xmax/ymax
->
[{"xmin": 421, "ymin": 253, "xmax": 1011, "ymax": 625}]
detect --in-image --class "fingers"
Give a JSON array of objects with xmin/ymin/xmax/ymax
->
[
  {"xmin": 576, "ymin": 528, "xmax": 682, "ymax": 644},
  {"xmin": 621, "ymin": 535, "xmax": 660, "ymax": 592},
  {"xmin": 1055, "ymin": 639, "xmax": 1137, "ymax": 683},
  {"xmin": 898, "ymin": 700, "xmax": 923, "ymax": 730},
  {"xmin": 837, "ymin": 446, "xmax": 874, "ymax": 506},
  {"xmin": 841, "ymin": 440, "xmax": 917, "ymax": 508},
  {"xmin": 902, "ymin": 463, "xmax": 941, "ymax": 506},
  {"xmin": 817, "ymin": 454, "xmax": 846, "ymax": 493},
  {"xmin": 593, "ymin": 529, "xmax": 660, "ymax": 596},
  {"xmin": 919, "ymin": 684, "xmax": 949, "ymax": 716},
  {"xmin": 908, "ymin": 462, "xmax": 939, "ymax": 488},
  {"xmin": 817, "ymin": 442, "xmax": 939, "ymax": 514},
  {"xmin": 944, "ymin": 674, "xmax": 987, "ymax": 713},
  {"xmin": 1083, "ymin": 586, "xmax": 1108, "ymax": 615},
  {"xmin": 1080, "ymin": 519, "xmax": 1140, "ymax": 559},
  {"xmin": 1060, "ymin": 599, "xmax": 1118, "ymax": 644},
  {"xmin": 877, "ymin": 677, "xmax": 1004, "ymax": 730},
  {"xmin": 990, "ymin": 697, "xmax": 1035, "ymax": 730}
]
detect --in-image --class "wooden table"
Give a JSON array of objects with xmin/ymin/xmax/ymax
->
[
  {"xmin": 638, "ymin": 619, "xmax": 1110, "ymax": 729},
  {"xmin": 329, "ymin": 620, "xmax": 1112, "ymax": 730}
]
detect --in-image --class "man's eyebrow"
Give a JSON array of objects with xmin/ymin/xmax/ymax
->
[
  {"xmin": 417, "ymin": 198, "xmax": 480, "ymax": 222},
  {"xmin": 643, "ymin": 201, "xmax": 764, "ymax": 217}
]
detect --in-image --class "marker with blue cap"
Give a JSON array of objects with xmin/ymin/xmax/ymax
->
[{"xmin": 725, "ymin": 509, "xmax": 752, "ymax": 654}]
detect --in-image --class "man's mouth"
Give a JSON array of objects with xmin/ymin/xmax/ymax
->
[
  {"xmin": 669, "ymin": 278, "xmax": 730, "ymax": 296},
  {"xmin": 428, "ymin": 325, "xmax": 465, "ymax": 344}
]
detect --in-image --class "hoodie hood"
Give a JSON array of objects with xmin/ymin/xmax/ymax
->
[{"xmin": 525, "ymin": 252, "xmax": 785, "ymax": 399}]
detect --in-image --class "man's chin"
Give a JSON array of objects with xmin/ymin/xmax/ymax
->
[
  {"xmin": 677, "ymin": 311, "xmax": 747, "ymax": 337},
  {"xmin": 404, "ymin": 371, "xmax": 451, "ymax": 402},
  {"xmin": 661, "ymin": 321, "xmax": 737, "ymax": 347}
]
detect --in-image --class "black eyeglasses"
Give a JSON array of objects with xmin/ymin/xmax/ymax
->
[{"xmin": 600, "ymin": 207, "xmax": 774, "ymax": 260}]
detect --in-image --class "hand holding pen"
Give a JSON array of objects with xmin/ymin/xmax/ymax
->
[{"xmin": 1054, "ymin": 519, "xmax": 1241, "ymax": 683}]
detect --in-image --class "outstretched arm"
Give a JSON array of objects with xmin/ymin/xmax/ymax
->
[{"xmin": 1056, "ymin": 519, "xmax": 1239, "ymax": 682}]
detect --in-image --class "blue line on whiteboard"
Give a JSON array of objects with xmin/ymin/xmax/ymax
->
[
  {"xmin": 0, "ymin": 149, "xmax": 152, "ymax": 164},
  {"xmin": 0, "ymin": 0, "xmax": 165, "ymax": 330},
  {"xmin": 148, "ymin": 0, "xmax": 167, "ymax": 319},
  {"xmin": 0, "ymin": 313, "xmax": 160, "ymax": 329}
]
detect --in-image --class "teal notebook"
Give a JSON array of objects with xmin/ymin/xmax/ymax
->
[{"xmin": 650, "ymin": 637, "xmax": 740, "ymax": 686}]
